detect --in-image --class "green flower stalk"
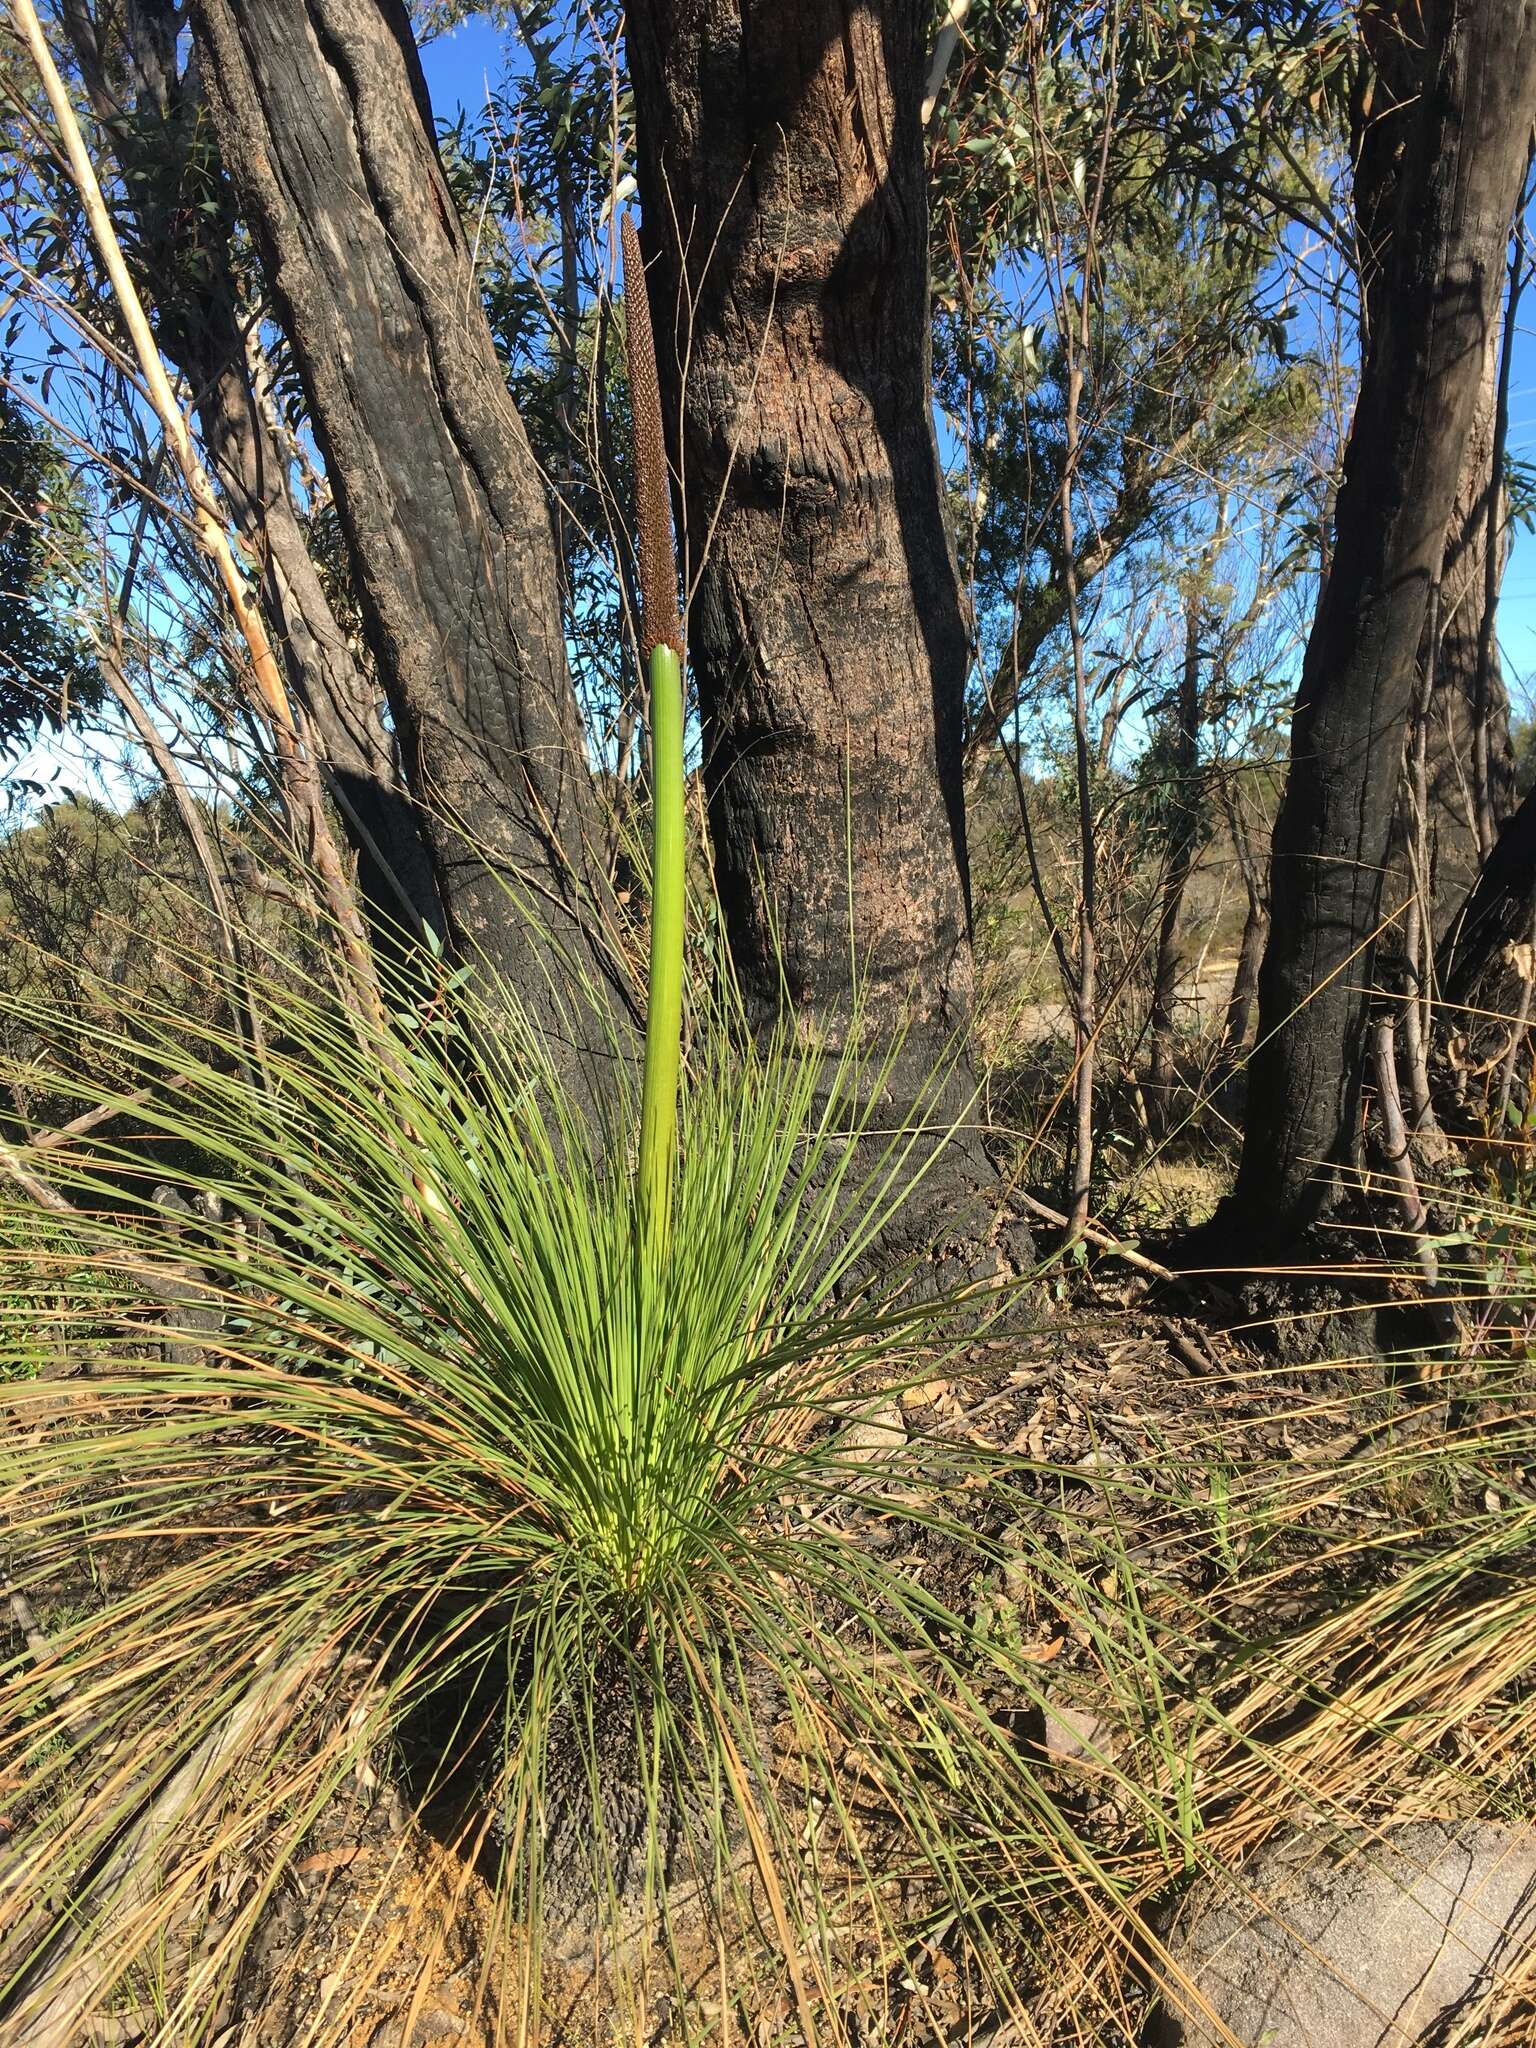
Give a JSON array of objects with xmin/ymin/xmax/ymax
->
[
  {"xmin": 638, "ymin": 637, "xmax": 684, "ymax": 1253},
  {"xmin": 622, "ymin": 216, "xmax": 685, "ymax": 1262}
]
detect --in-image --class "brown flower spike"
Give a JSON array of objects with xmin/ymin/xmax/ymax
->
[{"xmin": 621, "ymin": 216, "xmax": 683, "ymax": 658}]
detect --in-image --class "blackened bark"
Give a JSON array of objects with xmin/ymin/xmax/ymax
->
[
  {"xmin": 189, "ymin": 0, "xmax": 635, "ymax": 1079},
  {"xmin": 1227, "ymin": 0, "xmax": 1536, "ymax": 1250},
  {"xmin": 60, "ymin": 0, "xmax": 441, "ymax": 954},
  {"xmin": 1436, "ymin": 783, "xmax": 1536, "ymax": 1122},
  {"xmin": 194, "ymin": 333, "xmax": 447, "ymax": 953},
  {"xmin": 1384, "ymin": 319, "xmax": 1519, "ymax": 939},
  {"xmin": 1358, "ymin": 2, "xmax": 1519, "ymax": 944},
  {"xmin": 1424, "ymin": 327, "xmax": 1518, "ymax": 927}
]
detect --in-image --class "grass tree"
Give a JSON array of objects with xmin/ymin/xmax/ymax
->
[
  {"xmin": 7, "ymin": 920, "xmax": 1536, "ymax": 2041},
  {"xmin": 0, "ymin": 214, "xmax": 1054, "ymax": 2040}
]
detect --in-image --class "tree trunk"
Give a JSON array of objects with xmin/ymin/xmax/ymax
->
[
  {"xmin": 195, "ymin": 330, "xmax": 447, "ymax": 952},
  {"xmin": 1359, "ymin": 0, "xmax": 1520, "ymax": 948},
  {"xmin": 1438, "ymin": 302, "xmax": 1519, "ymax": 901},
  {"xmin": 1214, "ymin": 778, "xmax": 1268, "ymax": 1069},
  {"xmin": 60, "ymin": 0, "xmax": 442, "ymax": 956},
  {"xmin": 1218, "ymin": 888, "xmax": 1266, "ymax": 1066},
  {"xmin": 1146, "ymin": 600, "xmax": 1203, "ymax": 1130},
  {"xmin": 623, "ymin": 1, "xmax": 1021, "ymax": 1257},
  {"xmin": 1436, "ymin": 780, "xmax": 1536, "ymax": 1126},
  {"xmin": 1385, "ymin": 313, "xmax": 1519, "ymax": 942},
  {"xmin": 1226, "ymin": 0, "xmax": 1536, "ymax": 1251},
  {"xmin": 1440, "ymin": 781, "xmax": 1536, "ymax": 1031},
  {"xmin": 189, "ymin": 0, "xmax": 634, "ymax": 1079}
]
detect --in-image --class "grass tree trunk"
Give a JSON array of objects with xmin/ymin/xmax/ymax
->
[
  {"xmin": 1226, "ymin": 0, "xmax": 1536, "ymax": 1252},
  {"xmin": 189, "ymin": 0, "xmax": 634, "ymax": 1083},
  {"xmin": 624, "ymin": 0, "xmax": 1025, "ymax": 1265}
]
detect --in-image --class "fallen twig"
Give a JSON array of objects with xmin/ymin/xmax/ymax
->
[
  {"xmin": 2, "ymin": 1574, "xmax": 69, "ymax": 1699},
  {"xmin": 0, "ymin": 1138, "xmax": 72, "ymax": 1215},
  {"xmin": 24, "ymin": 1079, "xmax": 192, "ymax": 1155},
  {"xmin": 1014, "ymin": 1188, "xmax": 1176, "ymax": 1283}
]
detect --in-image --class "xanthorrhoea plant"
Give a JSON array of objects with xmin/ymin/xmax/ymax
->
[
  {"xmin": 0, "ymin": 926, "xmax": 1064, "ymax": 2041},
  {"xmin": 0, "ymin": 211, "xmax": 1075, "ymax": 2048}
]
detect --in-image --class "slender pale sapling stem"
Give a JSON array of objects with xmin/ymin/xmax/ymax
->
[
  {"xmin": 9, "ymin": 0, "xmax": 379, "ymax": 1021},
  {"xmin": 622, "ymin": 216, "xmax": 685, "ymax": 1260}
]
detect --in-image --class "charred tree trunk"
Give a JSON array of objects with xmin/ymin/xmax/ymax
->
[
  {"xmin": 1389, "ymin": 313, "xmax": 1519, "ymax": 939},
  {"xmin": 624, "ymin": 1, "xmax": 1024, "ymax": 1261},
  {"xmin": 191, "ymin": 330, "xmax": 446, "ymax": 954},
  {"xmin": 1146, "ymin": 600, "xmax": 1203, "ymax": 1131},
  {"xmin": 1468, "ymin": 159, "xmax": 1533, "ymax": 865},
  {"xmin": 1225, "ymin": 0, "xmax": 1536, "ymax": 1252},
  {"xmin": 1449, "ymin": 295, "xmax": 1519, "ymax": 885},
  {"xmin": 60, "ymin": 0, "xmax": 442, "ymax": 956},
  {"xmin": 1360, "ymin": 2, "xmax": 1520, "ymax": 945},
  {"xmin": 189, "ymin": 0, "xmax": 635, "ymax": 1081}
]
